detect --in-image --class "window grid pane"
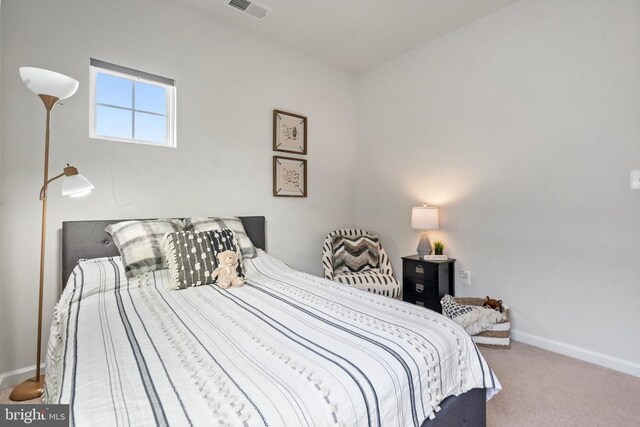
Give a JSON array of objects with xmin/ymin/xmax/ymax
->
[
  {"xmin": 96, "ymin": 105, "xmax": 133, "ymax": 140},
  {"xmin": 135, "ymin": 81, "xmax": 167, "ymax": 115},
  {"xmin": 96, "ymin": 73, "xmax": 133, "ymax": 108},
  {"xmin": 134, "ymin": 112, "xmax": 167, "ymax": 144}
]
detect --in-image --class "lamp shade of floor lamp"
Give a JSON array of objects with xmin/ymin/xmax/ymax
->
[
  {"xmin": 10, "ymin": 67, "xmax": 93, "ymax": 401},
  {"xmin": 411, "ymin": 203, "xmax": 439, "ymax": 258}
]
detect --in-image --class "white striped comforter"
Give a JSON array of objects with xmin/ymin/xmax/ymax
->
[{"xmin": 44, "ymin": 250, "xmax": 500, "ymax": 427}]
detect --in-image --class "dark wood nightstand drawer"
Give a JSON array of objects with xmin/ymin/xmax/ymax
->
[
  {"xmin": 403, "ymin": 278, "xmax": 439, "ymax": 300},
  {"xmin": 402, "ymin": 255, "xmax": 456, "ymax": 315},
  {"xmin": 404, "ymin": 295, "xmax": 440, "ymax": 312},
  {"xmin": 403, "ymin": 258, "xmax": 437, "ymax": 281}
]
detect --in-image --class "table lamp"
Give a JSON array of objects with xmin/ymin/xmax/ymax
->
[
  {"xmin": 10, "ymin": 67, "xmax": 94, "ymax": 401},
  {"xmin": 411, "ymin": 203, "xmax": 439, "ymax": 258}
]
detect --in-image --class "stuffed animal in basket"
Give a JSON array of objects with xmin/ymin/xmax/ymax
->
[
  {"xmin": 482, "ymin": 296, "xmax": 503, "ymax": 313},
  {"xmin": 211, "ymin": 250, "xmax": 245, "ymax": 289}
]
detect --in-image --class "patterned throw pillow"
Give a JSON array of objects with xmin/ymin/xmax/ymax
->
[
  {"xmin": 441, "ymin": 295, "xmax": 506, "ymax": 335},
  {"xmin": 184, "ymin": 217, "xmax": 257, "ymax": 259},
  {"xmin": 441, "ymin": 295, "xmax": 475, "ymax": 319},
  {"xmin": 105, "ymin": 219, "xmax": 184, "ymax": 278},
  {"xmin": 163, "ymin": 229, "xmax": 244, "ymax": 290},
  {"xmin": 163, "ymin": 231, "xmax": 216, "ymax": 290},
  {"xmin": 332, "ymin": 234, "xmax": 380, "ymax": 275}
]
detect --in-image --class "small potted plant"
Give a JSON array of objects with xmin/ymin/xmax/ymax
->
[{"xmin": 433, "ymin": 241, "xmax": 445, "ymax": 256}]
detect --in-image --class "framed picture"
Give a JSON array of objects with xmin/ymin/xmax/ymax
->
[
  {"xmin": 273, "ymin": 156, "xmax": 307, "ymax": 197},
  {"xmin": 273, "ymin": 109, "xmax": 307, "ymax": 154}
]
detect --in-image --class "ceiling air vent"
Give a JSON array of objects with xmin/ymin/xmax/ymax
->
[{"xmin": 226, "ymin": 0, "xmax": 272, "ymax": 21}]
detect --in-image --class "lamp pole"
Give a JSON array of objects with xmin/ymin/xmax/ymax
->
[
  {"xmin": 35, "ymin": 95, "xmax": 59, "ymax": 383},
  {"xmin": 10, "ymin": 94, "xmax": 59, "ymax": 401}
]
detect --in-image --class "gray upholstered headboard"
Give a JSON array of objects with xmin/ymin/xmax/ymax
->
[{"xmin": 61, "ymin": 216, "xmax": 266, "ymax": 286}]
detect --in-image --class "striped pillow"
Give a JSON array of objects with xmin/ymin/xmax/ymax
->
[
  {"xmin": 332, "ymin": 234, "xmax": 380, "ymax": 275},
  {"xmin": 184, "ymin": 217, "xmax": 257, "ymax": 259},
  {"xmin": 105, "ymin": 219, "xmax": 184, "ymax": 278},
  {"xmin": 162, "ymin": 229, "xmax": 243, "ymax": 290}
]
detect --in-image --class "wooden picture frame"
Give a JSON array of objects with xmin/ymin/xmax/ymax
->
[
  {"xmin": 273, "ymin": 109, "xmax": 307, "ymax": 154},
  {"xmin": 273, "ymin": 156, "xmax": 307, "ymax": 197}
]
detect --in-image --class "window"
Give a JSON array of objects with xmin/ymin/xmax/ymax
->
[{"xmin": 89, "ymin": 59, "xmax": 176, "ymax": 147}]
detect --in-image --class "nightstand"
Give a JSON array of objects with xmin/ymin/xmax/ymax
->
[{"xmin": 402, "ymin": 255, "xmax": 456, "ymax": 313}]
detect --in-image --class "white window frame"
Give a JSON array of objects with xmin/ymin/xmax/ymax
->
[{"xmin": 89, "ymin": 61, "xmax": 177, "ymax": 148}]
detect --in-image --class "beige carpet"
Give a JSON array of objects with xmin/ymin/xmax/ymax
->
[
  {"xmin": 1, "ymin": 341, "xmax": 638, "ymax": 426},
  {"xmin": 481, "ymin": 342, "xmax": 640, "ymax": 426}
]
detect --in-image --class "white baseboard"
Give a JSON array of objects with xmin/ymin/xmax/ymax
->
[
  {"xmin": 512, "ymin": 330, "xmax": 640, "ymax": 378},
  {"xmin": 0, "ymin": 364, "xmax": 45, "ymax": 389}
]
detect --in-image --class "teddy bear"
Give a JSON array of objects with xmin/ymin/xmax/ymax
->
[
  {"xmin": 482, "ymin": 296, "xmax": 503, "ymax": 313},
  {"xmin": 211, "ymin": 250, "xmax": 245, "ymax": 289}
]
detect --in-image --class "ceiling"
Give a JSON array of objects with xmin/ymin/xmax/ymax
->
[{"xmin": 186, "ymin": 0, "xmax": 518, "ymax": 74}]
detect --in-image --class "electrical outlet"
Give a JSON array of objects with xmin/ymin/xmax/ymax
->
[
  {"xmin": 459, "ymin": 270, "xmax": 471, "ymax": 286},
  {"xmin": 631, "ymin": 170, "xmax": 640, "ymax": 190}
]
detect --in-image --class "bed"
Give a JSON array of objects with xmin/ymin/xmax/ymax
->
[{"xmin": 45, "ymin": 217, "xmax": 500, "ymax": 426}]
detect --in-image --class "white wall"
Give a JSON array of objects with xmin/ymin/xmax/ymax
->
[
  {"xmin": 356, "ymin": 0, "xmax": 640, "ymax": 371},
  {"xmin": 0, "ymin": 0, "xmax": 356, "ymax": 374}
]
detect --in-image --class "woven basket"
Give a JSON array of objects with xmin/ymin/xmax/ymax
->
[{"xmin": 454, "ymin": 297, "xmax": 511, "ymax": 350}]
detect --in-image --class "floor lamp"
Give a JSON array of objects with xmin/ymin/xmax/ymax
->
[{"xmin": 10, "ymin": 67, "xmax": 94, "ymax": 401}]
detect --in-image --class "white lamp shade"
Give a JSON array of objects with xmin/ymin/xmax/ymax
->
[
  {"xmin": 19, "ymin": 67, "xmax": 79, "ymax": 99},
  {"xmin": 411, "ymin": 206, "xmax": 439, "ymax": 230},
  {"xmin": 62, "ymin": 174, "xmax": 94, "ymax": 198}
]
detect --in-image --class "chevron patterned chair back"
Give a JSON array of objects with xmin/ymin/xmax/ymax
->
[{"xmin": 322, "ymin": 229, "xmax": 400, "ymax": 298}]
